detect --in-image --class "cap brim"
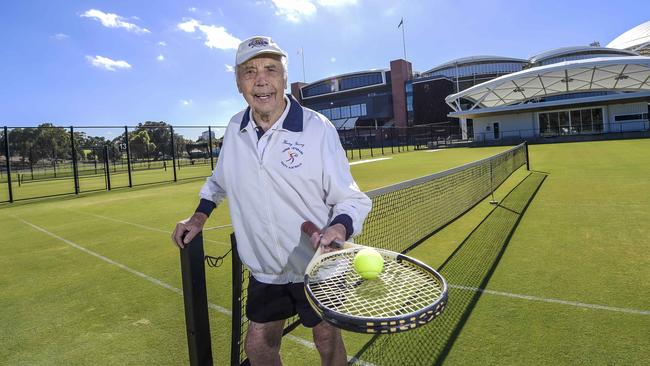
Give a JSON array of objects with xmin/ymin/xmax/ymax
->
[{"xmin": 237, "ymin": 50, "xmax": 286, "ymax": 66}]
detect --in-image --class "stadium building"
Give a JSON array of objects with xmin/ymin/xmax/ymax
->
[
  {"xmin": 291, "ymin": 21, "xmax": 650, "ymax": 143},
  {"xmin": 607, "ymin": 20, "xmax": 650, "ymax": 56}
]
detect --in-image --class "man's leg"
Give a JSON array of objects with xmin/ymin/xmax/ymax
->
[
  {"xmin": 245, "ymin": 319, "xmax": 286, "ymax": 366},
  {"xmin": 312, "ymin": 321, "xmax": 347, "ymax": 366}
]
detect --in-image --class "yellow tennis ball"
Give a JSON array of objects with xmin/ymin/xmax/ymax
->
[{"xmin": 353, "ymin": 248, "xmax": 384, "ymax": 280}]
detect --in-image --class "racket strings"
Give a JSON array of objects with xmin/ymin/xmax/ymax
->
[{"xmin": 307, "ymin": 249, "xmax": 444, "ymax": 319}]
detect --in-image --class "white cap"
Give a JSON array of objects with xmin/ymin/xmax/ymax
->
[{"xmin": 236, "ymin": 36, "xmax": 287, "ymax": 66}]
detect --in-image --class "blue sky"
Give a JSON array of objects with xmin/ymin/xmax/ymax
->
[{"xmin": 1, "ymin": 0, "xmax": 648, "ymax": 131}]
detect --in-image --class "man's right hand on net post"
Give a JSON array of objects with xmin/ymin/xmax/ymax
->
[{"xmin": 172, "ymin": 212, "xmax": 208, "ymax": 249}]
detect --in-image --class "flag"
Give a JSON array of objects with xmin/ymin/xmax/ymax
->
[{"xmin": 398, "ymin": 18, "xmax": 403, "ymax": 28}]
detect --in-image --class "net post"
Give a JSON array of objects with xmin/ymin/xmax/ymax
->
[
  {"xmin": 170, "ymin": 126, "xmax": 178, "ymax": 182},
  {"xmin": 180, "ymin": 232, "xmax": 214, "ymax": 366},
  {"xmin": 524, "ymin": 141, "xmax": 530, "ymax": 171},
  {"xmin": 124, "ymin": 126, "xmax": 133, "ymax": 188},
  {"xmin": 230, "ymin": 233, "xmax": 245, "ymax": 366},
  {"xmin": 70, "ymin": 126, "xmax": 80, "ymax": 195},
  {"xmin": 3, "ymin": 126, "xmax": 13, "ymax": 203}
]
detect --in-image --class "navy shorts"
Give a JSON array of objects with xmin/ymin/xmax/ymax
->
[{"xmin": 246, "ymin": 276, "xmax": 322, "ymax": 328}]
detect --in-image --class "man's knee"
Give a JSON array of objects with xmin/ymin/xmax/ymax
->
[
  {"xmin": 245, "ymin": 321, "xmax": 283, "ymax": 358},
  {"xmin": 312, "ymin": 322, "xmax": 342, "ymax": 354}
]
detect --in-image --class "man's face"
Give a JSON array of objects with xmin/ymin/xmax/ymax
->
[{"xmin": 236, "ymin": 55, "xmax": 287, "ymax": 119}]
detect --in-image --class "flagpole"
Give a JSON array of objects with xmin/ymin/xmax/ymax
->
[
  {"xmin": 299, "ymin": 47, "xmax": 306, "ymax": 82},
  {"xmin": 400, "ymin": 19, "xmax": 407, "ymax": 60}
]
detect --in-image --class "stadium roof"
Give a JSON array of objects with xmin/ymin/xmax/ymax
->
[
  {"xmin": 445, "ymin": 56, "xmax": 650, "ymax": 111},
  {"xmin": 424, "ymin": 55, "xmax": 528, "ymax": 74},
  {"xmin": 528, "ymin": 46, "xmax": 637, "ymax": 64},
  {"xmin": 607, "ymin": 20, "xmax": 650, "ymax": 52},
  {"xmin": 302, "ymin": 68, "xmax": 388, "ymax": 88}
]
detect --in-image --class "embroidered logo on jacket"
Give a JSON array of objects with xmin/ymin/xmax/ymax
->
[{"xmin": 281, "ymin": 140, "xmax": 304, "ymax": 169}]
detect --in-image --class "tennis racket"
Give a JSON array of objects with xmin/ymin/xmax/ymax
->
[{"xmin": 302, "ymin": 221, "xmax": 448, "ymax": 334}]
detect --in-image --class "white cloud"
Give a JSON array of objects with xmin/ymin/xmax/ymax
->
[
  {"xmin": 81, "ymin": 9, "xmax": 150, "ymax": 34},
  {"xmin": 181, "ymin": 99, "xmax": 193, "ymax": 106},
  {"xmin": 51, "ymin": 33, "xmax": 69, "ymax": 40},
  {"xmin": 157, "ymin": 54, "xmax": 165, "ymax": 61},
  {"xmin": 177, "ymin": 18, "xmax": 240, "ymax": 50},
  {"xmin": 158, "ymin": 41, "xmax": 167, "ymax": 46},
  {"xmin": 330, "ymin": 57, "xmax": 336, "ymax": 63},
  {"xmin": 271, "ymin": 0, "xmax": 317, "ymax": 22},
  {"xmin": 225, "ymin": 64, "xmax": 234, "ymax": 73},
  {"xmin": 188, "ymin": 7, "xmax": 198, "ymax": 12},
  {"xmin": 177, "ymin": 18, "xmax": 200, "ymax": 32},
  {"xmin": 267, "ymin": 0, "xmax": 356, "ymax": 22},
  {"xmin": 317, "ymin": 0, "xmax": 357, "ymax": 7},
  {"xmin": 86, "ymin": 55, "xmax": 132, "ymax": 71}
]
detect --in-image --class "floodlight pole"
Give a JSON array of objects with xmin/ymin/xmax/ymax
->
[{"xmin": 208, "ymin": 126, "xmax": 214, "ymax": 171}]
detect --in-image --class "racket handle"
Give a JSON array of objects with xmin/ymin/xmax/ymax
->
[
  {"xmin": 301, "ymin": 221, "xmax": 321, "ymax": 236},
  {"xmin": 302, "ymin": 221, "xmax": 346, "ymax": 249}
]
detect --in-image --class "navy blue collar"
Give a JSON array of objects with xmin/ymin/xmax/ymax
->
[{"xmin": 239, "ymin": 94, "xmax": 303, "ymax": 133}]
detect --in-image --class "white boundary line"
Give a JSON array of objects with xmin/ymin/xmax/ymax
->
[
  {"xmin": 74, "ymin": 211, "xmax": 230, "ymax": 247},
  {"xmin": 349, "ymin": 157, "xmax": 391, "ymax": 166},
  {"xmin": 450, "ymin": 285, "xmax": 650, "ymax": 315},
  {"xmin": 12, "ymin": 215, "xmax": 370, "ymax": 362}
]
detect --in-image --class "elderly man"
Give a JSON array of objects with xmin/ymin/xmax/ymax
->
[{"xmin": 172, "ymin": 36, "xmax": 371, "ymax": 366}]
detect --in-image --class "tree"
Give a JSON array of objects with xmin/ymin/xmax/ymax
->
[{"xmin": 129, "ymin": 130, "xmax": 156, "ymax": 161}]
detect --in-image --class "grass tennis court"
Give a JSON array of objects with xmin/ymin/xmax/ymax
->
[{"xmin": 1, "ymin": 139, "xmax": 649, "ymax": 365}]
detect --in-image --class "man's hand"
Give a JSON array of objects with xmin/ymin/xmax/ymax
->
[
  {"xmin": 309, "ymin": 223, "xmax": 347, "ymax": 253},
  {"xmin": 172, "ymin": 212, "xmax": 208, "ymax": 249}
]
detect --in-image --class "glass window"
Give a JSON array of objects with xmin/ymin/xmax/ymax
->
[
  {"xmin": 559, "ymin": 111, "xmax": 570, "ymax": 135},
  {"xmin": 581, "ymin": 108, "xmax": 593, "ymax": 132},
  {"xmin": 340, "ymin": 106, "xmax": 351, "ymax": 118},
  {"xmin": 549, "ymin": 112, "xmax": 559, "ymax": 134},
  {"xmin": 351, "ymin": 104, "xmax": 361, "ymax": 117},
  {"xmin": 331, "ymin": 107, "xmax": 340, "ymax": 119},
  {"xmin": 361, "ymin": 103, "xmax": 367, "ymax": 116},
  {"xmin": 539, "ymin": 113, "xmax": 550, "ymax": 135},
  {"xmin": 571, "ymin": 110, "xmax": 582, "ymax": 132},
  {"xmin": 322, "ymin": 108, "xmax": 331, "ymax": 119},
  {"xmin": 592, "ymin": 109, "xmax": 603, "ymax": 131}
]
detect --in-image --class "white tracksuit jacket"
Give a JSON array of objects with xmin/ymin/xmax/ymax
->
[{"xmin": 199, "ymin": 95, "xmax": 371, "ymax": 284}]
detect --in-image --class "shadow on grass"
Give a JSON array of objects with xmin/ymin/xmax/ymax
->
[{"xmin": 351, "ymin": 171, "xmax": 547, "ymax": 366}]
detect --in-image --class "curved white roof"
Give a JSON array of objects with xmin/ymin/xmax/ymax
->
[
  {"xmin": 529, "ymin": 46, "xmax": 636, "ymax": 64},
  {"xmin": 425, "ymin": 55, "xmax": 528, "ymax": 74},
  {"xmin": 607, "ymin": 21, "xmax": 650, "ymax": 51},
  {"xmin": 445, "ymin": 56, "xmax": 650, "ymax": 110}
]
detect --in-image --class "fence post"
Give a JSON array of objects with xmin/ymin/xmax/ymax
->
[
  {"xmin": 380, "ymin": 127, "xmax": 385, "ymax": 155},
  {"xmin": 3, "ymin": 126, "xmax": 13, "ymax": 203},
  {"xmin": 170, "ymin": 126, "xmax": 178, "ymax": 182},
  {"xmin": 369, "ymin": 128, "xmax": 374, "ymax": 158},
  {"xmin": 70, "ymin": 126, "xmax": 80, "ymax": 195},
  {"xmin": 180, "ymin": 232, "xmax": 214, "ymax": 366},
  {"xmin": 104, "ymin": 145, "xmax": 111, "ymax": 190},
  {"xmin": 208, "ymin": 126, "xmax": 215, "ymax": 171},
  {"xmin": 125, "ymin": 126, "xmax": 133, "ymax": 187},
  {"xmin": 355, "ymin": 127, "xmax": 361, "ymax": 160}
]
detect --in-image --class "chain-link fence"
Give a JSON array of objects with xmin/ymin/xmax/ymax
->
[
  {"xmin": 0, "ymin": 124, "xmax": 227, "ymax": 203},
  {"xmin": 2, "ymin": 123, "xmax": 463, "ymax": 203}
]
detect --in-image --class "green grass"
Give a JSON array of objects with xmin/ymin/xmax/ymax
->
[{"xmin": 1, "ymin": 140, "xmax": 649, "ymax": 365}]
